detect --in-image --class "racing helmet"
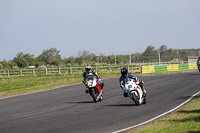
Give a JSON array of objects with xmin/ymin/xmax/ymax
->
[
  {"xmin": 121, "ymin": 68, "xmax": 128, "ymax": 78},
  {"xmin": 85, "ymin": 65, "xmax": 91, "ymax": 71}
]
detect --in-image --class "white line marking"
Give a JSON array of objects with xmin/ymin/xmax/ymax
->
[{"xmin": 112, "ymin": 90, "xmax": 200, "ymax": 133}]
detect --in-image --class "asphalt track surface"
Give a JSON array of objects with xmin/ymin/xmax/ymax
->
[{"xmin": 0, "ymin": 72, "xmax": 200, "ymax": 133}]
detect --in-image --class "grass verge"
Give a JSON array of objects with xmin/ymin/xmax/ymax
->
[
  {"xmin": 0, "ymin": 73, "xmax": 121, "ymax": 98},
  {"xmin": 129, "ymin": 94, "xmax": 200, "ymax": 133}
]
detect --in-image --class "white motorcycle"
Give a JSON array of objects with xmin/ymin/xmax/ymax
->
[{"xmin": 124, "ymin": 78, "xmax": 146, "ymax": 105}]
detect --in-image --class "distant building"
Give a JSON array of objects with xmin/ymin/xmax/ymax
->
[
  {"xmin": 28, "ymin": 66, "xmax": 36, "ymax": 68},
  {"xmin": 188, "ymin": 56, "xmax": 199, "ymax": 63}
]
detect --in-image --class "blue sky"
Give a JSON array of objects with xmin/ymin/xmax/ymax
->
[{"xmin": 0, "ymin": 0, "xmax": 200, "ymax": 61}]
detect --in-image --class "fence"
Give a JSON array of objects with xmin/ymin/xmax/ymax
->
[
  {"xmin": 0, "ymin": 64, "xmax": 141, "ymax": 77},
  {"xmin": 1, "ymin": 61, "xmax": 194, "ymax": 77}
]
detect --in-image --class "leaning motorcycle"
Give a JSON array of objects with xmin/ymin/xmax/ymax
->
[
  {"xmin": 124, "ymin": 78, "xmax": 146, "ymax": 105},
  {"xmin": 86, "ymin": 73, "xmax": 103, "ymax": 102}
]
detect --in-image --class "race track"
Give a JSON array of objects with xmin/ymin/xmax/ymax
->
[{"xmin": 0, "ymin": 72, "xmax": 200, "ymax": 133}]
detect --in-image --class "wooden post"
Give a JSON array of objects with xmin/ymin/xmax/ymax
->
[
  {"xmin": 20, "ymin": 69, "xmax": 22, "ymax": 76},
  {"xmin": 7, "ymin": 69, "xmax": 9, "ymax": 77},
  {"xmin": 58, "ymin": 66, "xmax": 61, "ymax": 74},
  {"xmin": 140, "ymin": 65, "xmax": 142, "ymax": 73},
  {"xmin": 33, "ymin": 68, "xmax": 35, "ymax": 75},
  {"xmin": 46, "ymin": 67, "xmax": 48, "ymax": 75},
  {"xmin": 109, "ymin": 66, "xmax": 111, "ymax": 73},
  {"xmin": 69, "ymin": 67, "xmax": 72, "ymax": 74}
]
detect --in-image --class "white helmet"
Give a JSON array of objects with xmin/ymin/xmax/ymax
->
[{"xmin": 85, "ymin": 65, "xmax": 91, "ymax": 71}]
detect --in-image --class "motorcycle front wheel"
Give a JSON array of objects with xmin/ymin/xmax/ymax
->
[
  {"xmin": 90, "ymin": 88, "xmax": 98, "ymax": 102},
  {"xmin": 132, "ymin": 92, "xmax": 140, "ymax": 105},
  {"xmin": 142, "ymin": 97, "xmax": 146, "ymax": 104}
]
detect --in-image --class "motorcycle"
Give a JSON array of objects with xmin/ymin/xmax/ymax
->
[
  {"xmin": 86, "ymin": 73, "xmax": 103, "ymax": 102},
  {"xmin": 124, "ymin": 78, "xmax": 146, "ymax": 105}
]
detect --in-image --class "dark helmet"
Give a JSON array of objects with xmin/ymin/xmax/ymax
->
[
  {"xmin": 121, "ymin": 68, "xmax": 128, "ymax": 78},
  {"xmin": 85, "ymin": 65, "xmax": 91, "ymax": 71}
]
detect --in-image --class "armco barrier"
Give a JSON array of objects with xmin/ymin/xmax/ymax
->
[
  {"xmin": 167, "ymin": 64, "xmax": 179, "ymax": 72},
  {"xmin": 155, "ymin": 65, "xmax": 167, "ymax": 72},
  {"xmin": 188, "ymin": 63, "xmax": 197, "ymax": 70},
  {"xmin": 142, "ymin": 63, "xmax": 198, "ymax": 74},
  {"xmin": 179, "ymin": 64, "xmax": 188, "ymax": 71},
  {"xmin": 142, "ymin": 66, "xmax": 155, "ymax": 74}
]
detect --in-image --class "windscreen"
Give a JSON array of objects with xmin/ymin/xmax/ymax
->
[{"xmin": 87, "ymin": 75, "xmax": 97, "ymax": 81}]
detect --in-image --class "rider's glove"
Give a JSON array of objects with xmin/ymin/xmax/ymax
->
[
  {"xmin": 120, "ymin": 81, "xmax": 124, "ymax": 89},
  {"xmin": 136, "ymin": 80, "xmax": 139, "ymax": 85},
  {"xmin": 97, "ymin": 79, "xmax": 101, "ymax": 85}
]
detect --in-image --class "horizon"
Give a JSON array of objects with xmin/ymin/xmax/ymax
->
[{"xmin": 1, "ymin": 47, "xmax": 200, "ymax": 62}]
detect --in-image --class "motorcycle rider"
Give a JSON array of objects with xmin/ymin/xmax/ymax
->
[
  {"xmin": 119, "ymin": 68, "xmax": 146, "ymax": 97},
  {"xmin": 82, "ymin": 65, "xmax": 104, "ymax": 93}
]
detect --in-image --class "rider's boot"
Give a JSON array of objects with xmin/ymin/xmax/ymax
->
[
  {"xmin": 85, "ymin": 89, "xmax": 88, "ymax": 93},
  {"xmin": 101, "ymin": 83, "xmax": 104, "ymax": 93},
  {"xmin": 142, "ymin": 89, "xmax": 146, "ymax": 97},
  {"xmin": 139, "ymin": 81, "xmax": 146, "ymax": 97},
  {"xmin": 123, "ymin": 91, "xmax": 128, "ymax": 97}
]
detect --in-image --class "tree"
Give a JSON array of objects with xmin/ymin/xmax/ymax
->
[
  {"xmin": 158, "ymin": 45, "xmax": 167, "ymax": 53},
  {"xmin": 23, "ymin": 54, "xmax": 37, "ymax": 66},
  {"xmin": 132, "ymin": 53, "xmax": 142, "ymax": 63},
  {"xmin": 116, "ymin": 56, "xmax": 122, "ymax": 64},
  {"xmin": 179, "ymin": 51, "xmax": 188, "ymax": 61},
  {"xmin": 1, "ymin": 60, "xmax": 10, "ymax": 68},
  {"xmin": 63, "ymin": 56, "xmax": 75, "ymax": 65},
  {"xmin": 37, "ymin": 48, "xmax": 62, "ymax": 66},
  {"xmin": 142, "ymin": 45, "xmax": 158, "ymax": 62},
  {"xmin": 158, "ymin": 45, "xmax": 168, "ymax": 62},
  {"xmin": 78, "ymin": 50, "xmax": 90, "ymax": 58},
  {"xmin": 75, "ymin": 56, "xmax": 83, "ymax": 65},
  {"xmin": 13, "ymin": 52, "xmax": 31, "ymax": 68},
  {"xmin": 13, "ymin": 57, "xmax": 28, "ymax": 68}
]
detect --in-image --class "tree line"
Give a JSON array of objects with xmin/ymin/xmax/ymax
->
[{"xmin": 0, "ymin": 45, "xmax": 199, "ymax": 69}]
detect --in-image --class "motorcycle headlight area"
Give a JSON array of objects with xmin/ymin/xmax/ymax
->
[
  {"xmin": 128, "ymin": 85, "xmax": 132, "ymax": 88},
  {"xmin": 89, "ymin": 82, "xmax": 93, "ymax": 86}
]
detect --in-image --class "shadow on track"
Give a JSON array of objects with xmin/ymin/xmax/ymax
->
[
  {"xmin": 188, "ymin": 73, "xmax": 200, "ymax": 75},
  {"xmin": 104, "ymin": 104, "xmax": 137, "ymax": 107},
  {"xmin": 66, "ymin": 101, "xmax": 96, "ymax": 104}
]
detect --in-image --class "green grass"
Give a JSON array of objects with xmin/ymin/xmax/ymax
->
[
  {"xmin": 0, "ymin": 73, "xmax": 122, "ymax": 98},
  {"xmin": 0, "ymin": 74, "xmax": 82, "ymax": 97},
  {"xmin": 129, "ymin": 95, "xmax": 200, "ymax": 133}
]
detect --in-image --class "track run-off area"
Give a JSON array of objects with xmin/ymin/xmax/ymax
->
[{"xmin": 0, "ymin": 71, "xmax": 200, "ymax": 133}]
